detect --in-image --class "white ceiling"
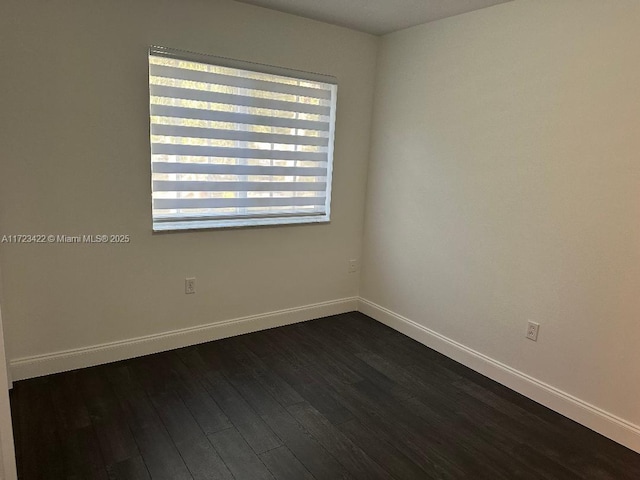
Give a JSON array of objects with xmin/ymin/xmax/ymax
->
[{"xmin": 233, "ymin": 0, "xmax": 513, "ymax": 35}]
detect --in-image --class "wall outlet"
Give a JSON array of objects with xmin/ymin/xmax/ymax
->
[
  {"xmin": 185, "ymin": 277, "xmax": 196, "ymax": 294},
  {"xmin": 526, "ymin": 321, "xmax": 540, "ymax": 341},
  {"xmin": 348, "ymin": 259, "xmax": 358, "ymax": 273}
]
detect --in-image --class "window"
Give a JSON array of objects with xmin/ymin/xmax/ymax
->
[{"xmin": 148, "ymin": 46, "xmax": 338, "ymax": 231}]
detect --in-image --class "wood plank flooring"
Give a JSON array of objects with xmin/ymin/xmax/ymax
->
[{"xmin": 10, "ymin": 312, "xmax": 640, "ymax": 479}]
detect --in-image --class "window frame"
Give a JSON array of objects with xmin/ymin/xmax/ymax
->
[{"xmin": 148, "ymin": 46, "xmax": 338, "ymax": 232}]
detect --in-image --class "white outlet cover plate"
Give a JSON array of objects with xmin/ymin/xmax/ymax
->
[{"xmin": 526, "ymin": 321, "xmax": 540, "ymax": 341}]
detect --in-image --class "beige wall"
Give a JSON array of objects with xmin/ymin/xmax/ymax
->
[
  {"xmin": 0, "ymin": 0, "xmax": 377, "ymax": 361},
  {"xmin": 362, "ymin": 0, "xmax": 640, "ymax": 427}
]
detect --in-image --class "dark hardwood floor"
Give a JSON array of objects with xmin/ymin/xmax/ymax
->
[{"xmin": 10, "ymin": 312, "xmax": 640, "ymax": 479}]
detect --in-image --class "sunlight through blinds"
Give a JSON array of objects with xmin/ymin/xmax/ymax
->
[{"xmin": 149, "ymin": 46, "xmax": 337, "ymax": 231}]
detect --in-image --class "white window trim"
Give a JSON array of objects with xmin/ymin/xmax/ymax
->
[{"xmin": 149, "ymin": 46, "xmax": 338, "ymax": 232}]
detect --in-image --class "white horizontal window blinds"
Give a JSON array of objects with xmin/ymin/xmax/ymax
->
[{"xmin": 149, "ymin": 46, "xmax": 338, "ymax": 231}]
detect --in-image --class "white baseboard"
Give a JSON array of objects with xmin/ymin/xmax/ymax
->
[
  {"xmin": 10, "ymin": 297, "xmax": 358, "ymax": 381},
  {"xmin": 358, "ymin": 297, "xmax": 640, "ymax": 454}
]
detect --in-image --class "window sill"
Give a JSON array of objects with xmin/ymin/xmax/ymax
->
[{"xmin": 153, "ymin": 214, "xmax": 330, "ymax": 232}]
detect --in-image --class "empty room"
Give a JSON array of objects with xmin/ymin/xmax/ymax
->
[{"xmin": 1, "ymin": 0, "xmax": 640, "ymax": 478}]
